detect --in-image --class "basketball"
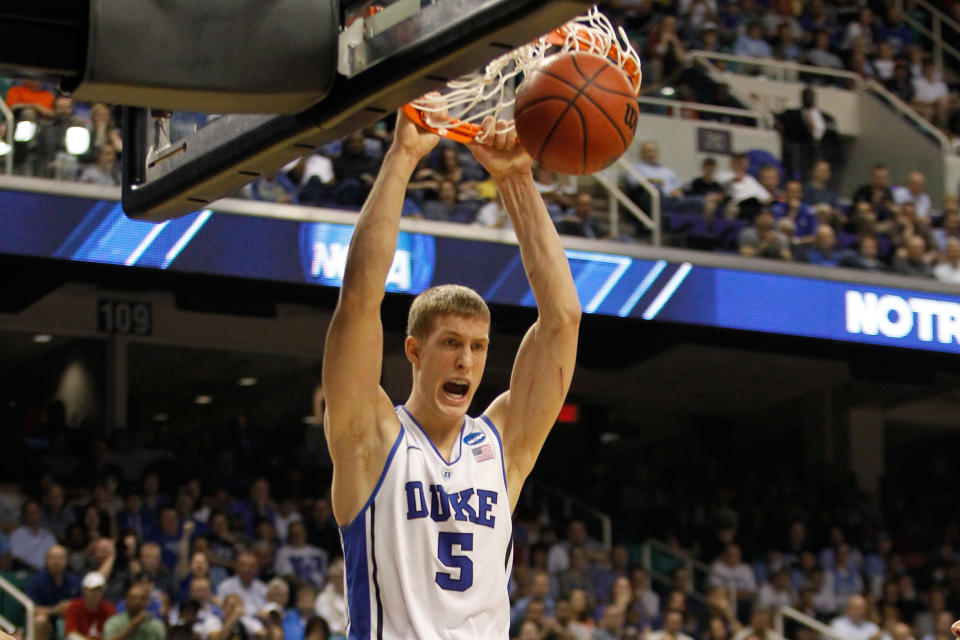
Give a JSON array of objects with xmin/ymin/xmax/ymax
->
[{"xmin": 514, "ymin": 51, "xmax": 639, "ymax": 176}]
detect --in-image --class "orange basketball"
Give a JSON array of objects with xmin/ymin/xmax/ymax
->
[{"xmin": 514, "ymin": 51, "xmax": 639, "ymax": 175}]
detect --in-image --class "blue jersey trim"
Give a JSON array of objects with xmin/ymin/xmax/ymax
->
[
  {"xmin": 399, "ymin": 406, "xmax": 466, "ymax": 466},
  {"xmin": 480, "ymin": 415, "xmax": 509, "ymax": 495},
  {"xmin": 339, "ymin": 427, "xmax": 403, "ymax": 639},
  {"xmin": 340, "ymin": 513, "xmax": 369, "ymax": 639}
]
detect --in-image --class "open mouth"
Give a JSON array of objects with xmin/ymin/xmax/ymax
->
[{"xmin": 442, "ymin": 381, "xmax": 469, "ymax": 400}]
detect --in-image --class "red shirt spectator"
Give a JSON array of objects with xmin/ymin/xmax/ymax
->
[
  {"xmin": 65, "ymin": 573, "xmax": 115, "ymax": 640},
  {"xmin": 4, "ymin": 80, "xmax": 55, "ymax": 117}
]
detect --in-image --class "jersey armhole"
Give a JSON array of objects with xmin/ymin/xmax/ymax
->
[{"xmin": 339, "ymin": 426, "xmax": 405, "ymax": 533}]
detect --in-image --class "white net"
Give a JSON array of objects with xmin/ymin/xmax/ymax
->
[{"xmin": 408, "ymin": 6, "xmax": 642, "ymax": 140}]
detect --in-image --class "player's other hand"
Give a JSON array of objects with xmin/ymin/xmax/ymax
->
[
  {"xmin": 468, "ymin": 116, "xmax": 533, "ymax": 181},
  {"xmin": 393, "ymin": 107, "xmax": 440, "ymax": 160},
  {"xmin": 950, "ymin": 619, "xmax": 960, "ymax": 638}
]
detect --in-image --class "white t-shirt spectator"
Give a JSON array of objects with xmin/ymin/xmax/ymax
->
[
  {"xmin": 315, "ymin": 583, "xmax": 347, "ymax": 636},
  {"xmin": 216, "ymin": 576, "xmax": 268, "ymax": 616},
  {"xmin": 169, "ymin": 603, "xmax": 223, "ymax": 639},
  {"xmin": 709, "ymin": 560, "xmax": 757, "ymax": 593},
  {"xmin": 756, "ymin": 584, "xmax": 797, "ymax": 610},
  {"xmin": 632, "ymin": 161, "xmax": 684, "ymax": 195},
  {"xmin": 649, "ymin": 631, "xmax": 695, "ymax": 640},
  {"xmin": 893, "ymin": 186, "xmax": 932, "ymax": 218},
  {"xmin": 830, "ymin": 616, "xmax": 880, "ymax": 640},
  {"xmin": 717, "ymin": 171, "xmax": 772, "ymax": 205},
  {"xmin": 9, "ymin": 525, "xmax": 57, "ymax": 570},
  {"xmin": 913, "ymin": 75, "xmax": 948, "ymax": 103},
  {"xmin": 934, "ymin": 261, "xmax": 960, "ymax": 283},
  {"xmin": 274, "ymin": 544, "xmax": 327, "ymax": 588}
]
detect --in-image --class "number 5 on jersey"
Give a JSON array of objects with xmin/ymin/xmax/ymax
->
[{"xmin": 436, "ymin": 532, "xmax": 473, "ymax": 591}]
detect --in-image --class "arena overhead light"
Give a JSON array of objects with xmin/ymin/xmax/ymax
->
[
  {"xmin": 237, "ymin": 377, "xmax": 258, "ymax": 387},
  {"xmin": 660, "ymin": 86, "xmax": 676, "ymax": 97},
  {"xmin": 194, "ymin": 395, "xmax": 213, "ymax": 405},
  {"xmin": 64, "ymin": 126, "xmax": 91, "ymax": 155},
  {"xmin": 152, "ymin": 412, "xmax": 170, "ymax": 422},
  {"xmin": 0, "ymin": 140, "xmax": 10, "ymax": 156},
  {"xmin": 32, "ymin": 334, "xmax": 53, "ymax": 343},
  {"xmin": 14, "ymin": 120, "xmax": 37, "ymax": 142}
]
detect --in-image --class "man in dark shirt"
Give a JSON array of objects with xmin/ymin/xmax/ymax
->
[
  {"xmin": 851, "ymin": 164, "xmax": 895, "ymax": 214},
  {"xmin": 331, "ymin": 131, "xmax": 381, "ymax": 206},
  {"xmin": 27, "ymin": 545, "xmax": 82, "ymax": 640}
]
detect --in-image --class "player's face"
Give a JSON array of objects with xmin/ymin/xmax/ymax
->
[{"xmin": 411, "ymin": 314, "xmax": 489, "ymax": 420}]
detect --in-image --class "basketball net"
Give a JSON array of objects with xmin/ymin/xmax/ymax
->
[{"xmin": 403, "ymin": 6, "xmax": 642, "ymax": 144}]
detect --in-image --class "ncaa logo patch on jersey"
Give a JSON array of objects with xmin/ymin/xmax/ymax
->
[{"xmin": 464, "ymin": 432, "xmax": 486, "ymax": 446}]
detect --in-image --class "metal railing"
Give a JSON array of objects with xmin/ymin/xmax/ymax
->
[
  {"xmin": 521, "ymin": 479, "xmax": 613, "ymax": 549},
  {"xmin": 593, "ymin": 157, "xmax": 661, "ymax": 246},
  {"xmin": 689, "ymin": 50, "xmax": 866, "ymax": 88},
  {"xmin": 774, "ymin": 606, "xmax": 844, "ymax": 640},
  {"xmin": 641, "ymin": 539, "xmax": 737, "ymax": 612},
  {"xmin": 0, "ymin": 99, "xmax": 13, "ymax": 176},
  {"xmin": 863, "ymin": 77, "xmax": 953, "ymax": 152},
  {"xmin": 897, "ymin": 0, "xmax": 960, "ymax": 80},
  {"xmin": 0, "ymin": 574, "xmax": 34, "ymax": 640},
  {"xmin": 635, "ymin": 95, "xmax": 768, "ymax": 129}
]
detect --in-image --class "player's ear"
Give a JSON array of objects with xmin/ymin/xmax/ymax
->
[{"xmin": 404, "ymin": 335, "xmax": 421, "ymax": 366}]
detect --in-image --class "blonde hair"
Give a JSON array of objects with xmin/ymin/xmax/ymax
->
[{"xmin": 407, "ymin": 284, "xmax": 490, "ymax": 340}]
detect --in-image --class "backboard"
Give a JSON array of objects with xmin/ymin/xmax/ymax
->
[{"xmin": 118, "ymin": 0, "xmax": 594, "ymax": 221}]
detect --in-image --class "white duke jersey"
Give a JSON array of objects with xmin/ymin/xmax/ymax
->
[{"xmin": 339, "ymin": 406, "xmax": 513, "ymax": 639}]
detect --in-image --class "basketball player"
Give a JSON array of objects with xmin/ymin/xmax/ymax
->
[{"xmin": 322, "ymin": 110, "xmax": 581, "ymax": 638}]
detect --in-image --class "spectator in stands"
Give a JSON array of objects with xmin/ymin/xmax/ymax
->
[
  {"xmin": 511, "ymin": 570, "xmax": 556, "ymax": 628},
  {"xmin": 720, "ymin": 153, "xmax": 771, "ymax": 218},
  {"xmin": 216, "ymin": 593, "xmax": 266, "ymax": 640},
  {"xmin": 5, "ymin": 79, "xmax": 56, "ymax": 117},
  {"xmin": 739, "ymin": 209, "xmax": 792, "ymax": 259},
  {"xmin": 314, "ymin": 559, "xmax": 345, "ymax": 636},
  {"xmin": 249, "ymin": 173, "xmax": 298, "ymax": 205},
  {"xmin": 876, "ymin": 6, "xmax": 913, "ymax": 53},
  {"xmin": 732, "ymin": 608, "xmax": 778, "ymax": 640},
  {"xmin": 645, "ymin": 16, "xmax": 687, "ymax": 85},
  {"xmin": 894, "ymin": 171, "xmax": 933, "ymax": 219},
  {"xmin": 773, "ymin": 23, "xmax": 802, "ymax": 62},
  {"xmin": 422, "ymin": 178, "xmax": 478, "ymax": 223},
  {"xmin": 104, "ymin": 583, "xmax": 166, "ymax": 640},
  {"xmin": 557, "ymin": 546, "xmax": 596, "ymax": 600},
  {"xmin": 630, "ymin": 140, "xmax": 684, "ymax": 200},
  {"xmin": 805, "ymin": 31, "xmax": 845, "ymax": 71},
  {"xmin": 696, "ymin": 23, "xmax": 722, "ymax": 53},
  {"xmin": 82, "ymin": 103, "xmax": 122, "ymax": 164},
  {"xmin": 65, "ymin": 572, "xmax": 116, "ymax": 640},
  {"xmin": 872, "ymin": 42, "xmax": 897, "ymax": 82},
  {"xmin": 852, "ymin": 164, "xmax": 895, "ymax": 213},
  {"xmin": 274, "ymin": 521, "xmax": 326, "ymax": 588},
  {"xmin": 885, "ymin": 60, "xmax": 915, "ymax": 103},
  {"xmin": 842, "ymin": 8, "xmax": 874, "ymax": 52},
  {"xmin": 207, "ymin": 510, "xmax": 239, "ymax": 571},
  {"xmin": 839, "ymin": 236, "xmax": 884, "ymax": 271},
  {"xmin": 777, "ymin": 88, "xmax": 835, "ymax": 183},
  {"xmin": 138, "ymin": 541, "xmax": 176, "ymax": 600},
  {"xmin": 757, "ymin": 567, "xmax": 798, "ymax": 610},
  {"xmin": 218, "ymin": 552, "xmax": 267, "ymax": 616},
  {"xmin": 934, "ymin": 237, "xmax": 960, "ymax": 284},
  {"xmin": 555, "ymin": 193, "xmax": 601, "ymax": 239},
  {"xmin": 331, "ymin": 131, "xmax": 379, "ymax": 206},
  {"xmin": 652, "ymin": 607, "xmax": 694, "ymax": 640},
  {"xmin": 280, "ymin": 584, "xmax": 316, "ymax": 640},
  {"xmin": 38, "ymin": 95, "xmax": 86, "ymax": 180},
  {"xmin": 912, "ymin": 59, "xmax": 952, "ymax": 130},
  {"xmin": 772, "ymin": 180, "xmax": 817, "ymax": 243},
  {"xmin": 11, "ymin": 499, "xmax": 58, "ymax": 570},
  {"xmin": 893, "ymin": 235, "xmax": 934, "ymax": 278},
  {"xmin": 168, "ymin": 576, "xmax": 222, "ymax": 639},
  {"xmin": 803, "ymin": 225, "xmax": 840, "ymax": 266},
  {"xmin": 733, "ymin": 21, "xmax": 772, "ymax": 59},
  {"xmin": 288, "ymin": 152, "xmax": 335, "ymax": 206},
  {"xmin": 685, "ymin": 157, "xmax": 726, "ymax": 217},
  {"xmin": 709, "ymin": 545, "xmax": 758, "ymax": 610},
  {"xmin": 42, "ymin": 483, "xmax": 75, "ymax": 540},
  {"xmin": 830, "ymin": 595, "xmax": 880, "ymax": 640},
  {"xmin": 80, "ymin": 142, "xmax": 120, "ymax": 186},
  {"xmin": 534, "ymin": 165, "xmax": 576, "ymax": 221},
  {"xmin": 593, "ymin": 605, "xmax": 628, "ymax": 640},
  {"xmin": 804, "ymin": 161, "xmax": 838, "ymax": 207},
  {"xmin": 29, "ymin": 545, "xmax": 83, "ymax": 640}
]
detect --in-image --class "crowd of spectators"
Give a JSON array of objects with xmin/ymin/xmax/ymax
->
[{"xmin": 0, "ymin": 405, "xmax": 957, "ymax": 640}]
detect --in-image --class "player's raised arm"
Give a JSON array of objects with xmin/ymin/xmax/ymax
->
[
  {"xmin": 469, "ymin": 119, "xmax": 581, "ymax": 505},
  {"xmin": 322, "ymin": 112, "xmax": 438, "ymax": 523}
]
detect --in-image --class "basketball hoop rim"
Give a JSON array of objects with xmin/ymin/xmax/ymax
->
[{"xmin": 403, "ymin": 12, "xmax": 642, "ymax": 145}]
